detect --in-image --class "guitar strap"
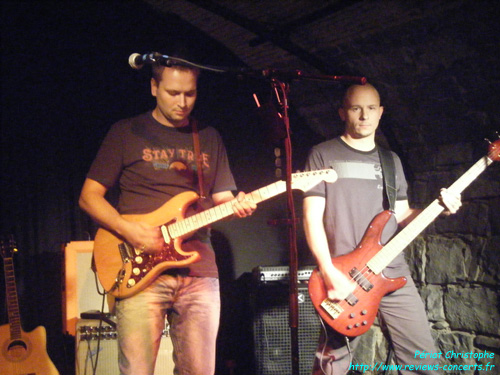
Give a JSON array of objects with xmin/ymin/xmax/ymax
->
[
  {"xmin": 191, "ymin": 118, "xmax": 207, "ymax": 199},
  {"xmin": 378, "ymin": 146, "xmax": 397, "ymax": 212}
]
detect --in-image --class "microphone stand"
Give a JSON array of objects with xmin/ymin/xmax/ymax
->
[
  {"xmin": 257, "ymin": 71, "xmax": 365, "ymax": 375},
  {"xmin": 151, "ymin": 55, "xmax": 301, "ymax": 374},
  {"xmin": 270, "ymin": 77, "xmax": 300, "ymax": 375}
]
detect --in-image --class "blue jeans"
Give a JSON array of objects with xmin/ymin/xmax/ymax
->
[{"xmin": 116, "ymin": 274, "xmax": 220, "ymax": 375}]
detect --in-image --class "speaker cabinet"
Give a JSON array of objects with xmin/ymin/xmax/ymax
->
[
  {"xmin": 76, "ymin": 319, "xmax": 174, "ymax": 375},
  {"xmin": 252, "ymin": 283, "xmax": 321, "ymax": 375}
]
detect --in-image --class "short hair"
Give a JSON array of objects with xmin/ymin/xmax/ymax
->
[
  {"xmin": 151, "ymin": 63, "xmax": 200, "ymax": 83},
  {"xmin": 151, "ymin": 48, "xmax": 201, "ymax": 82}
]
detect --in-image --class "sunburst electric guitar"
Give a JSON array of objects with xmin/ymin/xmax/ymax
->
[
  {"xmin": 93, "ymin": 169, "xmax": 337, "ymax": 299},
  {"xmin": 309, "ymin": 138, "xmax": 500, "ymax": 337},
  {"xmin": 0, "ymin": 236, "xmax": 59, "ymax": 375}
]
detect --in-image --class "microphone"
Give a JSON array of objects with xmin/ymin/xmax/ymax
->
[{"xmin": 128, "ymin": 52, "xmax": 171, "ymax": 70}]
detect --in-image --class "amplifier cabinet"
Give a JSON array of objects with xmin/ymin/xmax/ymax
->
[
  {"xmin": 252, "ymin": 283, "xmax": 321, "ymax": 375},
  {"xmin": 76, "ymin": 319, "xmax": 174, "ymax": 374},
  {"xmin": 63, "ymin": 241, "xmax": 112, "ymax": 336}
]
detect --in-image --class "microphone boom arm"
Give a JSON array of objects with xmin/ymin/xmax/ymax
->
[{"xmin": 129, "ymin": 52, "xmax": 367, "ymax": 85}]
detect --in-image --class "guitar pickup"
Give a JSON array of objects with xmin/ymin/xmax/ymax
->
[
  {"xmin": 345, "ymin": 293, "xmax": 358, "ymax": 306},
  {"xmin": 349, "ymin": 267, "xmax": 373, "ymax": 292},
  {"xmin": 119, "ymin": 242, "xmax": 134, "ymax": 260}
]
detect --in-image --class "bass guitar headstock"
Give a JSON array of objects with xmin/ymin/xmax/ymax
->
[
  {"xmin": 486, "ymin": 132, "xmax": 500, "ymax": 162},
  {"xmin": 0, "ymin": 234, "xmax": 17, "ymax": 260}
]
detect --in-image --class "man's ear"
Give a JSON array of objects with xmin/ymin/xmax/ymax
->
[
  {"xmin": 338, "ymin": 107, "xmax": 346, "ymax": 121},
  {"xmin": 379, "ymin": 105, "xmax": 384, "ymax": 118},
  {"xmin": 151, "ymin": 78, "xmax": 158, "ymax": 97}
]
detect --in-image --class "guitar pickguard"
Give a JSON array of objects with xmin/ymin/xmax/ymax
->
[{"xmin": 122, "ymin": 240, "xmax": 194, "ymax": 289}]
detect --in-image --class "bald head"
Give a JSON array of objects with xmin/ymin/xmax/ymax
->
[{"xmin": 342, "ymin": 83, "xmax": 381, "ymax": 109}]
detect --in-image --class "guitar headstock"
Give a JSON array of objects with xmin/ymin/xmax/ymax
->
[
  {"xmin": 291, "ymin": 169, "xmax": 338, "ymax": 192},
  {"xmin": 0, "ymin": 235, "xmax": 17, "ymax": 260},
  {"xmin": 487, "ymin": 136, "xmax": 500, "ymax": 162}
]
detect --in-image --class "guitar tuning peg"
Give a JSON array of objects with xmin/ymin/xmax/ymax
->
[{"xmin": 485, "ymin": 138, "xmax": 492, "ymax": 144}]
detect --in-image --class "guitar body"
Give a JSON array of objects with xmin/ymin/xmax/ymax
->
[
  {"xmin": 0, "ymin": 324, "xmax": 59, "ymax": 375},
  {"xmin": 93, "ymin": 191, "xmax": 202, "ymax": 299},
  {"xmin": 93, "ymin": 169, "xmax": 338, "ymax": 299},
  {"xmin": 309, "ymin": 210, "xmax": 407, "ymax": 337}
]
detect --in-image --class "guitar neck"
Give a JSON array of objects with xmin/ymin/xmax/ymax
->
[
  {"xmin": 3, "ymin": 257, "xmax": 22, "ymax": 340},
  {"xmin": 166, "ymin": 180, "xmax": 287, "ymax": 239},
  {"xmin": 367, "ymin": 154, "xmax": 494, "ymax": 274}
]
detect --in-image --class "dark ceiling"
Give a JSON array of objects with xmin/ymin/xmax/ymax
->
[
  {"xmin": 142, "ymin": 0, "xmax": 473, "ymax": 72},
  {"xmin": 141, "ymin": 0, "xmax": 500, "ymax": 146},
  {"xmin": 144, "ymin": 0, "xmax": 363, "ymax": 72}
]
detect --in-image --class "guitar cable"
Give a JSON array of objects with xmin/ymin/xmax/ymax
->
[
  {"xmin": 318, "ymin": 317, "xmax": 329, "ymax": 374},
  {"xmin": 317, "ymin": 316, "xmax": 353, "ymax": 374},
  {"xmin": 345, "ymin": 336, "xmax": 353, "ymax": 373},
  {"xmin": 87, "ymin": 269, "xmax": 109, "ymax": 375},
  {"xmin": 90, "ymin": 292, "xmax": 107, "ymax": 375}
]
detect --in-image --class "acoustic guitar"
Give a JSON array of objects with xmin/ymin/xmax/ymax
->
[{"xmin": 0, "ymin": 236, "xmax": 59, "ymax": 375}]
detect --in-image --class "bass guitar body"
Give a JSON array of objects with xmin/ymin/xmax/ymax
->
[
  {"xmin": 0, "ymin": 324, "xmax": 59, "ymax": 375},
  {"xmin": 309, "ymin": 210, "xmax": 407, "ymax": 337}
]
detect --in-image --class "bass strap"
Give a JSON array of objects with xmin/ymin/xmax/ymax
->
[
  {"xmin": 191, "ymin": 118, "xmax": 206, "ymax": 199},
  {"xmin": 378, "ymin": 146, "xmax": 397, "ymax": 212}
]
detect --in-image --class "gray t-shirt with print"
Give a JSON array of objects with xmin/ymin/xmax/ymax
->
[{"xmin": 304, "ymin": 137, "xmax": 410, "ymax": 275}]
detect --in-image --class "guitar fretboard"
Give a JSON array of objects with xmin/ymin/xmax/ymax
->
[
  {"xmin": 367, "ymin": 155, "xmax": 493, "ymax": 274},
  {"xmin": 4, "ymin": 257, "xmax": 22, "ymax": 340},
  {"xmin": 162, "ymin": 169, "xmax": 336, "ymax": 241},
  {"xmin": 166, "ymin": 180, "xmax": 287, "ymax": 239}
]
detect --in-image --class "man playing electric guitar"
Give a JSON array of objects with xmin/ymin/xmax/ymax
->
[
  {"xmin": 79, "ymin": 49, "xmax": 256, "ymax": 375},
  {"xmin": 303, "ymin": 83, "xmax": 461, "ymax": 375}
]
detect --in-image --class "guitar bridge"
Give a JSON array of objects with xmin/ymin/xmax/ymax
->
[
  {"xmin": 320, "ymin": 299, "xmax": 344, "ymax": 319},
  {"xmin": 349, "ymin": 267, "xmax": 373, "ymax": 292}
]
